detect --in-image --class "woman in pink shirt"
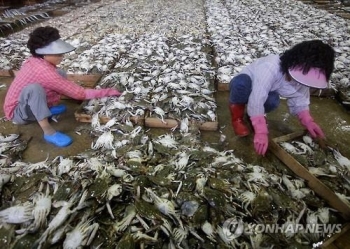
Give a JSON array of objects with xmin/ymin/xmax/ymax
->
[
  {"xmin": 4, "ymin": 26, "xmax": 122, "ymax": 147},
  {"xmin": 229, "ymin": 40, "xmax": 335, "ymax": 155}
]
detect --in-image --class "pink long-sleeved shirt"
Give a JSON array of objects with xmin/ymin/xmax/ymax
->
[
  {"xmin": 240, "ymin": 54, "xmax": 310, "ymax": 117},
  {"xmin": 4, "ymin": 57, "xmax": 86, "ymax": 119}
]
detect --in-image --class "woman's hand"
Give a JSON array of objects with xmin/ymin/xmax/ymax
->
[
  {"xmin": 85, "ymin": 88, "xmax": 122, "ymax": 99},
  {"xmin": 297, "ymin": 110, "xmax": 325, "ymax": 138},
  {"xmin": 250, "ymin": 115, "xmax": 269, "ymax": 156},
  {"xmin": 253, "ymin": 133, "xmax": 269, "ymax": 155}
]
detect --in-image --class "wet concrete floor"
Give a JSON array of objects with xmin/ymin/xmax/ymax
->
[{"xmin": 1, "ymin": 76, "xmax": 349, "ymax": 164}]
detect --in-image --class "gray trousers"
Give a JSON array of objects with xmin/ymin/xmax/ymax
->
[
  {"xmin": 12, "ymin": 84, "xmax": 52, "ymax": 124},
  {"xmin": 12, "ymin": 69, "xmax": 66, "ymax": 124}
]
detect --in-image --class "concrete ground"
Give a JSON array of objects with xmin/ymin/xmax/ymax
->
[{"xmin": 1, "ymin": 75, "xmax": 349, "ymax": 164}]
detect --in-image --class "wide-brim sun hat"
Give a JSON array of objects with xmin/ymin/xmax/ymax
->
[
  {"xmin": 288, "ymin": 67, "xmax": 328, "ymax": 89},
  {"xmin": 35, "ymin": 38, "xmax": 76, "ymax": 55}
]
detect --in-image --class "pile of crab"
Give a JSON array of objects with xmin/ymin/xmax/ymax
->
[
  {"xmin": 279, "ymin": 135, "xmax": 350, "ymax": 203},
  {"xmin": 1, "ymin": 0, "xmax": 207, "ymax": 73},
  {"xmin": 0, "ymin": 124, "xmax": 348, "ymax": 248},
  {"xmin": 1, "ymin": 0, "xmax": 119, "ymax": 70},
  {"xmin": 79, "ymin": 32, "xmax": 217, "ymax": 125},
  {"xmin": 205, "ymin": 0, "xmax": 350, "ymax": 91}
]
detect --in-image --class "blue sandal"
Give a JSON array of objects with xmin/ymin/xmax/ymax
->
[
  {"xmin": 44, "ymin": 132, "xmax": 72, "ymax": 147},
  {"xmin": 49, "ymin": 104, "xmax": 67, "ymax": 116}
]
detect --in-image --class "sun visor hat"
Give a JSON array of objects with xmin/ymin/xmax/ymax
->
[
  {"xmin": 35, "ymin": 39, "xmax": 76, "ymax": 55},
  {"xmin": 288, "ymin": 67, "xmax": 328, "ymax": 89}
]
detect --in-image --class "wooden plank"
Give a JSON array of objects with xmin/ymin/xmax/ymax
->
[
  {"xmin": 314, "ymin": 0, "xmax": 331, "ymax": 4},
  {"xmin": 322, "ymin": 244, "xmax": 339, "ymax": 249},
  {"xmin": 145, "ymin": 118, "xmax": 179, "ymax": 129},
  {"xmin": 74, "ymin": 111, "xmax": 144, "ymax": 126},
  {"xmin": 0, "ymin": 69, "xmax": 12, "ymax": 77},
  {"xmin": 269, "ymin": 139, "xmax": 350, "ymax": 220},
  {"xmin": 322, "ymin": 223, "xmax": 350, "ymax": 248},
  {"xmin": 333, "ymin": 231, "xmax": 350, "ymax": 249},
  {"xmin": 336, "ymin": 12, "xmax": 350, "ymax": 18},
  {"xmin": 145, "ymin": 117, "xmax": 218, "ymax": 131},
  {"xmin": 272, "ymin": 130, "xmax": 306, "ymax": 143}
]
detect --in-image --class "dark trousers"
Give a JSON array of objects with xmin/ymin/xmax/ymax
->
[{"xmin": 229, "ymin": 74, "xmax": 280, "ymax": 113}]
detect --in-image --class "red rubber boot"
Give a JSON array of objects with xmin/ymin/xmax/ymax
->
[{"xmin": 229, "ymin": 104, "xmax": 250, "ymax": 137}]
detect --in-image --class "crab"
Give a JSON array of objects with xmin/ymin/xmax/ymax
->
[
  {"xmin": 53, "ymin": 156, "xmax": 75, "ymax": 176},
  {"xmin": 25, "ymin": 155, "xmax": 50, "ymax": 174},
  {"xmin": 91, "ymin": 113, "xmax": 101, "ymax": 129},
  {"xmin": 36, "ymin": 190, "xmax": 88, "ymax": 246},
  {"xmin": 316, "ymin": 207, "xmax": 330, "ymax": 224},
  {"xmin": 105, "ymin": 184, "xmax": 123, "ymax": 219},
  {"xmin": 282, "ymin": 175, "xmax": 307, "ymax": 199},
  {"xmin": 113, "ymin": 205, "xmax": 136, "ymax": 233},
  {"xmin": 174, "ymin": 151, "xmax": 190, "ymax": 171},
  {"xmin": 154, "ymin": 134, "xmax": 178, "ymax": 149},
  {"xmin": 179, "ymin": 96, "xmax": 194, "ymax": 109},
  {"xmin": 201, "ymin": 221, "xmax": 216, "ymax": 242},
  {"xmin": 172, "ymin": 227, "xmax": 188, "ymax": 245},
  {"xmin": 283, "ymin": 203, "xmax": 307, "ymax": 239},
  {"xmin": 330, "ymin": 147, "xmax": 350, "ymax": 171},
  {"xmin": 0, "ymin": 201, "xmax": 34, "ymax": 224},
  {"xmin": 195, "ymin": 173, "xmax": 207, "ymax": 194},
  {"xmin": 303, "ymin": 135, "xmax": 315, "ymax": 148},
  {"xmin": 282, "ymin": 175, "xmax": 297, "ymax": 192},
  {"xmin": 30, "ymin": 184, "xmax": 52, "ymax": 232},
  {"xmin": 292, "ymin": 141, "xmax": 313, "ymax": 154},
  {"xmin": 153, "ymin": 107, "xmax": 167, "ymax": 124},
  {"xmin": 63, "ymin": 218, "xmax": 99, "ymax": 249},
  {"xmin": 105, "ymin": 165, "xmax": 126, "ymax": 178},
  {"xmin": 206, "ymin": 110, "xmax": 216, "ymax": 122},
  {"xmin": 306, "ymin": 209, "xmax": 318, "ymax": 225},
  {"xmin": 280, "ymin": 142, "xmax": 304, "ymax": 155},
  {"xmin": 216, "ymin": 225, "xmax": 236, "ymax": 247},
  {"xmin": 246, "ymin": 171, "xmax": 269, "ymax": 189},
  {"xmin": 144, "ymin": 188, "xmax": 182, "ymax": 227},
  {"xmin": 91, "ymin": 130, "xmax": 115, "ymax": 150},
  {"xmin": 269, "ymin": 174, "xmax": 284, "ymax": 191},
  {"xmin": 239, "ymin": 191, "xmax": 256, "ymax": 212},
  {"xmin": 179, "ymin": 117, "xmax": 189, "ymax": 133},
  {"xmin": 132, "ymin": 231, "xmax": 158, "ymax": 243},
  {"xmin": 308, "ymin": 167, "xmax": 336, "ymax": 177},
  {"xmin": 0, "ymin": 133, "xmax": 19, "ymax": 143}
]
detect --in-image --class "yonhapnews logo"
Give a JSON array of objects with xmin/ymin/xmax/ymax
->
[{"xmin": 222, "ymin": 218, "xmax": 342, "ymax": 240}]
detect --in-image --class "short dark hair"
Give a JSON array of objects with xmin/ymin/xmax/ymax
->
[
  {"xmin": 27, "ymin": 26, "xmax": 61, "ymax": 57},
  {"xmin": 280, "ymin": 40, "xmax": 335, "ymax": 81}
]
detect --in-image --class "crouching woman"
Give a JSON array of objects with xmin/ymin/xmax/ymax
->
[
  {"xmin": 228, "ymin": 40, "xmax": 335, "ymax": 155},
  {"xmin": 3, "ymin": 26, "xmax": 121, "ymax": 147}
]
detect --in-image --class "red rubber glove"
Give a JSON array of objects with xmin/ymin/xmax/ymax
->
[
  {"xmin": 85, "ymin": 88, "xmax": 121, "ymax": 99},
  {"xmin": 297, "ymin": 110, "xmax": 325, "ymax": 138},
  {"xmin": 250, "ymin": 115, "xmax": 269, "ymax": 156}
]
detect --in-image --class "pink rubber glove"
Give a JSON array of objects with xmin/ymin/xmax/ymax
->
[
  {"xmin": 85, "ymin": 88, "xmax": 121, "ymax": 99},
  {"xmin": 250, "ymin": 115, "xmax": 269, "ymax": 156},
  {"xmin": 297, "ymin": 110, "xmax": 325, "ymax": 138}
]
